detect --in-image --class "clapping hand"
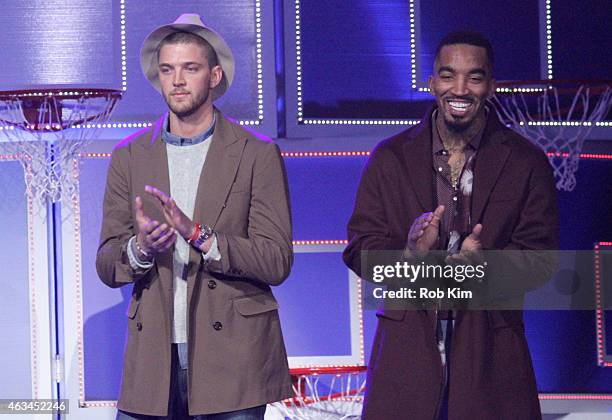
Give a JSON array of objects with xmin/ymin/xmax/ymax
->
[
  {"xmin": 134, "ymin": 195, "xmax": 176, "ymax": 258},
  {"xmin": 406, "ymin": 205, "xmax": 445, "ymax": 252},
  {"xmin": 144, "ymin": 185, "xmax": 194, "ymax": 239},
  {"xmin": 445, "ymin": 224, "xmax": 483, "ymax": 265}
]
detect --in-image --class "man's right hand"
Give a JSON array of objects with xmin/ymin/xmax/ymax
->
[
  {"xmin": 134, "ymin": 196, "xmax": 177, "ymax": 259},
  {"xmin": 406, "ymin": 205, "xmax": 445, "ymax": 252}
]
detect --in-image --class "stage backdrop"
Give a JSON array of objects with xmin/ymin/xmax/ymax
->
[{"xmin": 0, "ymin": 1, "xmax": 610, "ymax": 418}]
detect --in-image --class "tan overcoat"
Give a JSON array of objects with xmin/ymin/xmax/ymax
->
[{"xmin": 96, "ymin": 111, "xmax": 293, "ymax": 416}]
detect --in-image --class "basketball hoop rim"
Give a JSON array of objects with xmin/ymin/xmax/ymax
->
[
  {"xmin": 0, "ymin": 88, "xmax": 123, "ymax": 132},
  {"xmin": 289, "ymin": 365, "xmax": 367, "ymax": 376},
  {"xmin": 0, "ymin": 88, "xmax": 122, "ymax": 100}
]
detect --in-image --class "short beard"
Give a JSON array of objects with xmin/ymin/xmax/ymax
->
[
  {"xmin": 442, "ymin": 105, "xmax": 487, "ymax": 134},
  {"xmin": 444, "ymin": 116, "xmax": 472, "ymax": 133},
  {"xmin": 165, "ymin": 89, "xmax": 209, "ymax": 119}
]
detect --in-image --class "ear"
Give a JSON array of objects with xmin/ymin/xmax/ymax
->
[
  {"xmin": 487, "ymin": 78, "xmax": 496, "ymax": 100},
  {"xmin": 209, "ymin": 65, "xmax": 223, "ymax": 89},
  {"xmin": 428, "ymin": 75, "xmax": 435, "ymax": 97}
]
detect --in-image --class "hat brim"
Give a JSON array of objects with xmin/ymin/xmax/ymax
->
[{"xmin": 140, "ymin": 23, "xmax": 235, "ymax": 101}]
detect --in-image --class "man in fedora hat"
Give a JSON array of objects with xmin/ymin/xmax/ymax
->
[{"xmin": 97, "ymin": 13, "xmax": 293, "ymax": 419}]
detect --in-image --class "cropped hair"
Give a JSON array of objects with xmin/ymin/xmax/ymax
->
[{"xmin": 434, "ymin": 30, "xmax": 494, "ymax": 71}]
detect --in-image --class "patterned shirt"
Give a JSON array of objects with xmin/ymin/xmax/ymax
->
[
  {"xmin": 431, "ymin": 110, "xmax": 484, "ymax": 253},
  {"xmin": 431, "ymin": 110, "xmax": 485, "ymax": 319}
]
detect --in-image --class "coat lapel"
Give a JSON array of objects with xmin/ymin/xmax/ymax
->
[
  {"xmin": 403, "ymin": 108, "xmax": 512, "ymax": 228},
  {"xmin": 403, "ymin": 113, "xmax": 435, "ymax": 213},
  {"xmin": 471, "ymin": 115, "xmax": 512, "ymax": 225}
]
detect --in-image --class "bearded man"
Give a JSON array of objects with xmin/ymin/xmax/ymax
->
[
  {"xmin": 343, "ymin": 31, "xmax": 558, "ymax": 419},
  {"xmin": 96, "ymin": 14, "xmax": 293, "ymax": 419}
]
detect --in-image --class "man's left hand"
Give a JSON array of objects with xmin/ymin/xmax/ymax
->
[
  {"xmin": 145, "ymin": 185, "xmax": 194, "ymax": 240},
  {"xmin": 446, "ymin": 224, "xmax": 483, "ymax": 265},
  {"xmin": 461, "ymin": 224, "xmax": 483, "ymax": 252}
]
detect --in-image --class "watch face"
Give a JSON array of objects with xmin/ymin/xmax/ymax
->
[
  {"xmin": 203, "ymin": 225, "xmax": 213, "ymax": 237},
  {"xmin": 194, "ymin": 225, "xmax": 213, "ymax": 247}
]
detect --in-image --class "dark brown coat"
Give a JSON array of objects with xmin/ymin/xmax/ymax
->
[
  {"xmin": 96, "ymin": 112, "xmax": 293, "ymax": 416},
  {"xmin": 343, "ymin": 109, "xmax": 558, "ymax": 420}
]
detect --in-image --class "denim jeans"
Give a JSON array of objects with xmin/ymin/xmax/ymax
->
[{"xmin": 117, "ymin": 344, "xmax": 266, "ymax": 420}]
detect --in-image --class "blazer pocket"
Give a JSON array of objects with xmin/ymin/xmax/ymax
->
[
  {"xmin": 230, "ymin": 188, "xmax": 250, "ymax": 195},
  {"xmin": 229, "ymin": 180, "xmax": 250, "ymax": 194},
  {"xmin": 126, "ymin": 298, "xmax": 140, "ymax": 319},
  {"xmin": 233, "ymin": 292, "xmax": 279, "ymax": 316}
]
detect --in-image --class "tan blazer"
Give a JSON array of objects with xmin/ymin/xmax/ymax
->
[{"xmin": 96, "ymin": 111, "xmax": 293, "ymax": 416}]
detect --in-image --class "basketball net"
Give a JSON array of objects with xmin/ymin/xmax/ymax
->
[
  {"xmin": 493, "ymin": 82, "xmax": 611, "ymax": 191},
  {"xmin": 0, "ymin": 89, "xmax": 121, "ymax": 205},
  {"xmin": 271, "ymin": 367, "xmax": 366, "ymax": 419}
]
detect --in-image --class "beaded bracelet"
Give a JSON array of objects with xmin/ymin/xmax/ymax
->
[{"xmin": 135, "ymin": 237, "xmax": 151, "ymax": 258}]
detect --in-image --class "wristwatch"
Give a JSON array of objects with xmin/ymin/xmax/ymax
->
[{"xmin": 188, "ymin": 223, "xmax": 214, "ymax": 249}]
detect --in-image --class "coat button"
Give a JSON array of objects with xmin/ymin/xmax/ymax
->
[
  {"xmin": 208, "ymin": 280, "xmax": 217, "ymax": 289},
  {"xmin": 213, "ymin": 321, "xmax": 222, "ymax": 331},
  {"xmin": 136, "ymin": 322, "xmax": 143, "ymax": 331}
]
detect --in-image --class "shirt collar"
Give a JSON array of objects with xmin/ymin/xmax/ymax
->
[
  {"xmin": 162, "ymin": 113, "xmax": 216, "ymax": 146},
  {"xmin": 431, "ymin": 107, "xmax": 486, "ymax": 155}
]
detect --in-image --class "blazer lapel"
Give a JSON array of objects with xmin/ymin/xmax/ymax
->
[
  {"xmin": 146, "ymin": 115, "xmax": 172, "ymax": 210},
  {"xmin": 187, "ymin": 112, "xmax": 246, "ymax": 300},
  {"xmin": 191, "ymin": 111, "xmax": 246, "ymax": 228},
  {"xmin": 139, "ymin": 115, "xmax": 174, "ymax": 288},
  {"xmin": 471, "ymin": 116, "xmax": 512, "ymax": 225}
]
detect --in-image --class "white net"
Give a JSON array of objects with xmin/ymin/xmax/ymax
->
[
  {"xmin": 0, "ymin": 90, "xmax": 120, "ymax": 204},
  {"xmin": 271, "ymin": 368, "xmax": 366, "ymax": 419},
  {"xmin": 493, "ymin": 83, "xmax": 612, "ymax": 191}
]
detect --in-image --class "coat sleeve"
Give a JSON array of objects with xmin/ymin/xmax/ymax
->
[
  {"xmin": 96, "ymin": 146, "xmax": 152, "ymax": 288},
  {"xmin": 342, "ymin": 148, "xmax": 407, "ymax": 279},
  {"xmin": 486, "ymin": 150, "xmax": 560, "ymax": 299},
  {"xmin": 204, "ymin": 143, "xmax": 293, "ymax": 286},
  {"xmin": 506, "ymin": 151, "xmax": 559, "ymax": 252}
]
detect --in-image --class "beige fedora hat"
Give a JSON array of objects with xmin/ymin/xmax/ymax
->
[{"xmin": 140, "ymin": 13, "xmax": 235, "ymax": 100}]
